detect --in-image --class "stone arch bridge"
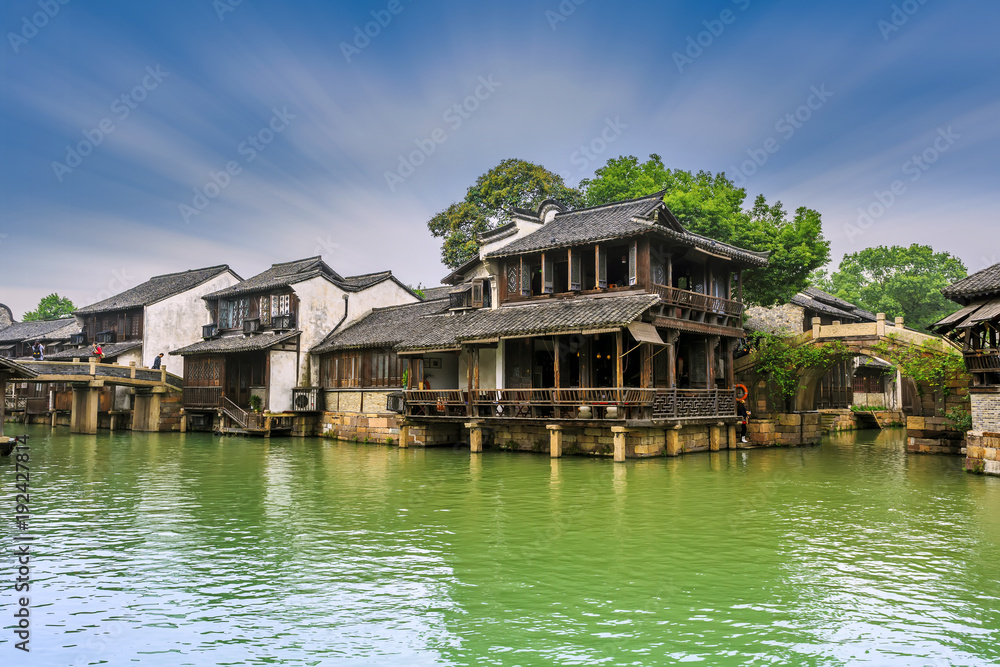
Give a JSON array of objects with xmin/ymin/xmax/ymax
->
[
  {"xmin": 17, "ymin": 359, "xmax": 183, "ymax": 434},
  {"xmin": 735, "ymin": 315, "xmax": 966, "ymax": 417}
]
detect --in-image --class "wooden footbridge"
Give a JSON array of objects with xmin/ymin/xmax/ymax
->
[{"xmin": 14, "ymin": 359, "xmax": 183, "ymax": 434}]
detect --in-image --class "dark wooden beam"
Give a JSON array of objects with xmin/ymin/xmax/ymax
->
[{"xmin": 615, "ymin": 331, "xmax": 624, "ymax": 387}]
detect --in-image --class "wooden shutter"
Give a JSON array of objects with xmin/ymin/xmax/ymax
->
[
  {"xmin": 570, "ymin": 251, "xmax": 582, "ymax": 291},
  {"xmin": 598, "ymin": 248, "xmax": 608, "ymax": 288},
  {"xmin": 520, "ymin": 258, "xmax": 531, "ymax": 296},
  {"xmin": 628, "ymin": 242, "xmax": 637, "ymax": 286},
  {"xmin": 543, "ymin": 255, "xmax": 554, "ymax": 294},
  {"xmin": 471, "ymin": 280, "xmax": 484, "ymax": 308}
]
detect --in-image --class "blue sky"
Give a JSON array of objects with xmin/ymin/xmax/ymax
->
[{"xmin": 1, "ymin": 0, "xmax": 997, "ymax": 317}]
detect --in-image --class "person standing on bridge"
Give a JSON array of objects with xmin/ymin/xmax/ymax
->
[
  {"xmin": 152, "ymin": 353, "xmax": 164, "ymax": 370},
  {"xmin": 737, "ymin": 398, "xmax": 750, "ymax": 443}
]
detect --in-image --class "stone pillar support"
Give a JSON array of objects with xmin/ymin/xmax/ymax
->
[
  {"xmin": 710, "ymin": 422, "xmax": 723, "ymax": 451},
  {"xmin": 546, "ymin": 424, "xmax": 563, "ymax": 458},
  {"xmin": 727, "ymin": 423, "xmax": 737, "ymax": 449},
  {"xmin": 666, "ymin": 423, "xmax": 682, "ymax": 456},
  {"xmin": 399, "ymin": 422, "xmax": 409, "ymax": 448},
  {"xmin": 70, "ymin": 383, "xmax": 101, "ymax": 434},
  {"xmin": 611, "ymin": 426, "xmax": 629, "ymax": 462},
  {"xmin": 465, "ymin": 421, "xmax": 482, "ymax": 453}
]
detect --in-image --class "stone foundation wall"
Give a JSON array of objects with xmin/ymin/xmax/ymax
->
[
  {"xmin": 747, "ymin": 412, "xmax": 823, "ymax": 446},
  {"xmin": 906, "ymin": 416, "xmax": 965, "ymax": 455},
  {"xmin": 971, "ymin": 391, "xmax": 1000, "ymax": 433},
  {"xmin": 158, "ymin": 395, "xmax": 183, "ymax": 432},
  {"xmin": 319, "ymin": 410, "xmax": 404, "ymax": 445},
  {"xmin": 965, "ymin": 432, "xmax": 1000, "ymax": 476}
]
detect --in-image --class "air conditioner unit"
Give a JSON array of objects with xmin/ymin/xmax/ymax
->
[{"xmin": 291, "ymin": 387, "xmax": 322, "ymax": 412}]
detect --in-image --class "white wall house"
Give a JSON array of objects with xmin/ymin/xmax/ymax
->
[{"xmin": 172, "ymin": 257, "xmax": 419, "ymax": 414}]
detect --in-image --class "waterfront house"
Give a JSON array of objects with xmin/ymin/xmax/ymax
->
[
  {"xmin": 313, "ymin": 192, "xmax": 770, "ymax": 457},
  {"xmin": 934, "ymin": 262, "xmax": 1000, "ymax": 474},
  {"xmin": 68, "ymin": 265, "xmax": 242, "ymax": 372},
  {"xmin": 0, "ymin": 316, "xmax": 81, "ymax": 360},
  {"xmin": 171, "ymin": 256, "xmax": 418, "ymax": 428},
  {"xmin": 0, "ymin": 317, "xmax": 81, "ymax": 419}
]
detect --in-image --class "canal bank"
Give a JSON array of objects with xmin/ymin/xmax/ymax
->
[{"xmin": 2, "ymin": 425, "xmax": 1000, "ymax": 666}]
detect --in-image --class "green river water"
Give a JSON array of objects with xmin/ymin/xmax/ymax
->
[{"xmin": 2, "ymin": 425, "xmax": 1000, "ymax": 666}]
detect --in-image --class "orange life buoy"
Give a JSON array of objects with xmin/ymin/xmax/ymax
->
[{"xmin": 734, "ymin": 384, "xmax": 748, "ymax": 400}]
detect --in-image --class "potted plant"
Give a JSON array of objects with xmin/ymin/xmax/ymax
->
[{"xmin": 248, "ymin": 394, "xmax": 263, "ymax": 413}]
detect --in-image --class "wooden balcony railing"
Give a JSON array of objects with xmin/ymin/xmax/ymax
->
[
  {"xmin": 650, "ymin": 284, "xmax": 743, "ymax": 318},
  {"xmin": 404, "ymin": 387, "xmax": 736, "ymax": 421},
  {"xmin": 965, "ymin": 351, "xmax": 1000, "ymax": 373},
  {"xmin": 184, "ymin": 386, "xmax": 223, "ymax": 408}
]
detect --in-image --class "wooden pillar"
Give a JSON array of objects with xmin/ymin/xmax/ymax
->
[
  {"xmin": 615, "ymin": 330, "xmax": 624, "ymax": 388},
  {"xmin": 553, "ymin": 337, "xmax": 561, "ymax": 389},
  {"xmin": 465, "ymin": 421, "xmax": 482, "ymax": 453},
  {"xmin": 737, "ymin": 270, "xmax": 743, "ymax": 303},
  {"xmin": 666, "ymin": 253, "xmax": 673, "ymax": 287},
  {"xmin": 611, "ymin": 426, "xmax": 628, "ymax": 462},
  {"xmin": 0, "ymin": 376, "xmax": 6, "ymax": 437},
  {"xmin": 580, "ymin": 338, "xmax": 591, "ymax": 388},
  {"xmin": 640, "ymin": 343, "xmax": 653, "ymax": 389},
  {"xmin": 465, "ymin": 348, "xmax": 473, "ymax": 417},
  {"xmin": 594, "ymin": 244, "xmax": 601, "ymax": 289},
  {"xmin": 547, "ymin": 424, "xmax": 563, "ymax": 458},
  {"xmin": 180, "ymin": 409, "xmax": 187, "ymax": 433},
  {"xmin": 725, "ymin": 340, "xmax": 735, "ymax": 388}
]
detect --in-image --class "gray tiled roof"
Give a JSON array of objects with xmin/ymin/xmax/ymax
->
[
  {"xmin": 420, "ymin": 286, "xmax": 454, "ymax": 301},
  {"xmin": 484, "ymin": 192, "xmax": 770, "ymax": 268},
  {"xmin": 792, "ymin": 288, "xmax": 876, "ymax": 322},
  {"xmin": 170, "ymin": 331, "xmax": 300, "ymax": 356},
  {"xmin": 46, "ymin": 340, "xmax": 141, "ymax": 360},
  {"xmin": 486, "ymin": 193, "xmax": 664, "ymax": 258},
  {"xmin": 338, "ymin": 271, "xmax": 393, "ymax": 290},
  {"xmin": 317, "ymin": 293, "xmax": 660, "ymax": 353},
  {"xmin": 0, "ymin": 357, "xmax": 37, "ymax": 378},
  {"xmin": 0, "ymin": 318, "xmax": 80, "ymax": 343},
  {"xmin": 205, "ymin": 257, "xmax": 341, "ymax": 299},
  {"xmin": 942, "ymin": 262, "xmax": 1000, "ymax": 303},
  {"xmin": 312, "ymin": 299, "xmax": 451, "ymax": 353},
  {"xmin": 76, "ymin": 265, "xmax": 235, "ymax": 314}
]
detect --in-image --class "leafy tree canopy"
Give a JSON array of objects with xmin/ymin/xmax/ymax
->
[
  {"xmin": 428, "ymin": 158, "xmax": 582, "ymax": 269},
  {"xmin": 23, "ymin": 293, "xmax": 75, "ymax": 321},
  {"xmin": 581, "ymin": 155, "xmax": 831, "ymax": 306},
  {"xmin": 812, "ymin": 244, "xmax": 967, "ymax": 332}
]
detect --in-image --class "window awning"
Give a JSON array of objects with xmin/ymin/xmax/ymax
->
[{"xmin": 627, "ymin": 322, "xmax": 666, "ymax": 346}]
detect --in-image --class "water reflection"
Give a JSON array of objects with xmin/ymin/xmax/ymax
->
[{"xmin": 2, "ymin": 426, "xmax": 999, "ymax": 666}]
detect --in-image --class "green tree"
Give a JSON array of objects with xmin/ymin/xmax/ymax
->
[
  {"xmin": 580, "ymin": 155, "xmax": 830, "ymax": 306},
  {"xmin": 23, "ymin": 293, "xmax": 75, "ymax": 321},
  {"xmin": 428, "ymin": 158, "xmax": 582, "ymax": 269},
  {"xmin": 818, "ymin": 244, "xmax": 967, "ymax": 332}
]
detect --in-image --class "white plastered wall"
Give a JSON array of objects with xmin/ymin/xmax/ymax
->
[
  {"xmin": 268, "ymin": 349, "xmax": 298, "ymax": 412},
  {"xmin": 143, "ymin": 271, "xmax": 241, "ymax": 375}
]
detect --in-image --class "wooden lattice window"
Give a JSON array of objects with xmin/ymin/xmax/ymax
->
[
  {"xmin": 598, "ymin": 248, "xmax": 608, "ymax": 288},
  {"xmin": 520, "ymin": 259, "xmax": 531, "ymax": 296},
  {"xmin": 570, "ymin": 251, "xmax": 582, "ymax": 291},
  {"xmin": 628, "ymin": 242, "xmax": 637, "ymax": 286},
  {"xmin": 259, "ymin": 296, "xmax": 271, "ymax": 325},
  {"xmin": 543, "ymin": 257, "xmax": 554, "ymax": 294}
]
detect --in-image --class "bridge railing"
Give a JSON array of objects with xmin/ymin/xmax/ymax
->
[{"xmin": 20, "ymin": 360, "xmax": 183, "ymax": 390}]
